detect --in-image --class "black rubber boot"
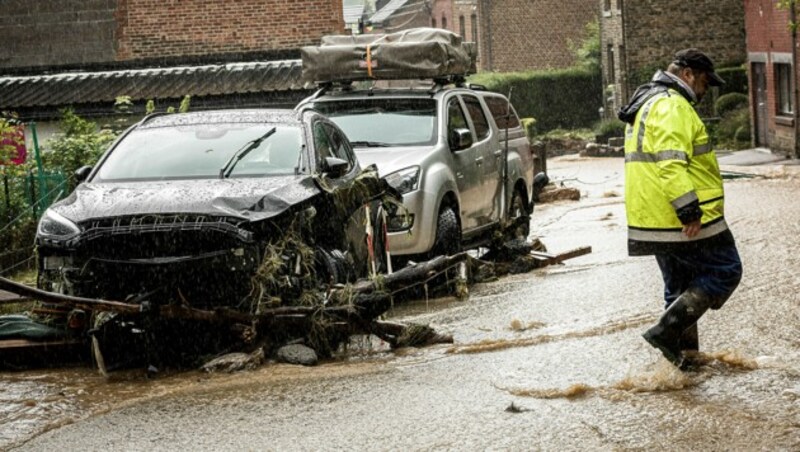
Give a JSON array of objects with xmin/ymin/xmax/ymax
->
[
  {"xmin": 678, "ymin": 323, "xmax": 700, "ymax": 371},
  {"xmin": 643, "ymin": 288, "xmax": 713, "ymax": 367},
  {"xmin": 680, "ymin": 323, "xmax": 699, "ymax": 352}
]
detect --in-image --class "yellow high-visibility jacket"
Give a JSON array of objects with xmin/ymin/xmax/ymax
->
[{"xmin": 623, "ymin": 73, "xmax": 730, "ymax": 255}]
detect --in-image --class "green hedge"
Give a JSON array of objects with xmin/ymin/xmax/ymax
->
[
  {"xmin": 469, "ymin": 68, "xmax": 602, "ymax": 133},
  {"xmin": 716, "ymin": 66, "xmax": 748, "ymax": 96}
]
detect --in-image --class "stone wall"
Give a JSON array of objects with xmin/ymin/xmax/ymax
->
[
  {"xmin": 622, "ymin": 0, "xmax": 745, "ymax": 97},
  {"xmin": 598, "ymin": 0, "xmax": 745, "ymax": 117}
]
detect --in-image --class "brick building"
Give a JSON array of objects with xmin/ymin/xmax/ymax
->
[
  {"xmin": 0, "ymin": 0, "xmax": 345, "ymax": 128},
  {"xmin": 744, "ymin": 0, "xmax": 799, "ymax": 156},
  {"xmin": 599, "ymin": 0, "xmax": 745, "ymax": 116},
  {"xmin": 477, "ymin": 0, "xmax": 596, "ymax": 72},
  {"xmin": 369, "ymin": 0, "xmax": 431, "ymax": 33}
]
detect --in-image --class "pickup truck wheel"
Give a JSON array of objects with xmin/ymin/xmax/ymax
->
[
  {"xmin": 430, "ymin": 205, "xmax": 460, "ymax": 257},
  {"xmin": 368, "ymin": 201, "xmax": 388, "ymax": 275},
  {"xmin": 508, "ymin": 188, "xmax": 531, "ymax": 240}
]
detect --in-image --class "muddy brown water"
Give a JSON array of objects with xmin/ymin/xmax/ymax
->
[{"xmin": 3, "ymin": 156, "xmax": 800, "ymax": 450}]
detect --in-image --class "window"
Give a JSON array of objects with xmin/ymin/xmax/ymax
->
[
  {"xmin": 462, "ymin": 95, "xmax": 491, "ymax": 140},
  {"xmin": 459, "ymin": 15, "xmax": 466, "ymax": 38},
  {"xmin": 447, "ymin": 98, "xmax": 470, "ymax": 148},
  {"xmin": 441, "ymin": 15, "xmax": 447, "ymax": 29},
  {"xmin": 315, "ymin": 121, "xmax": 354, "ymax": 173},
  {"xmin": 776, "ymin": 63, "xmax": 794, "ymax": 116},
  {"xmin": 484, "ymin": 96, "xmax": 521, "ymax": 129},
  {"xmin": 607, "ymin": 44, "xmax": 615, "ymax": 83},
  {"xmin": 603, "ymin": 0, "xmax": 611, "ymax": 11},
  {"xmin": 311, "ymin": 98, "xmax": 437, "ymax": 147},
  {"xmin": 471, "ymin": 14, "xmax": 478, "ymax": 44},
  {"xmin": 432, "ymin": 18, "xmax": 437, "ymax": 28},
  {"xmin": 617, "ymin": 0, "xmax": 623, "ymax": 11}
]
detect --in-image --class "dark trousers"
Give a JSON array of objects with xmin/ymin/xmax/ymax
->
[{"xmin": 655, "ymin": 243, "xmax": 743, "ymax": 309}]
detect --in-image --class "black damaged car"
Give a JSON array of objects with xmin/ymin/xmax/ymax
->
[{"xmin": 36, "ymin": 109, "xmax": 393, "ymax": 311}]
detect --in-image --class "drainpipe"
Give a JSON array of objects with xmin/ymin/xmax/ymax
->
[{"xmin": 792, "ymin": 1, "xmax": 800, "ymax": 157}]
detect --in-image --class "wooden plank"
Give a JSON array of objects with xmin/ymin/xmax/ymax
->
[{"xmin": 0, "ymin": 338, "xmax": 83, "ymax": 351}]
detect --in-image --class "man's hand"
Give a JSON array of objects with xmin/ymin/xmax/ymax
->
[{"xmin": 682, "ymin": 219, "xmax": 701, "ymax": 238}]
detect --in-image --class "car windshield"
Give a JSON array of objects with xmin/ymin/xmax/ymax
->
[
  {"xmin": 95, "ymin": 123, "xmax": 304, "ymax": 181},
  {"xmin": 311, "ymin": 98, "xmax": 437, "ymax": 147}
]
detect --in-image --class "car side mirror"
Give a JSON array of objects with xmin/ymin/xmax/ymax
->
[
  {"xmin": 449, "ymin": 128, "xmax": 473, "ymax": 151},
  {"xmin": 74, "ymin": 165, "xmax": 92, "ymax": 183},
  {"xmin": 323, "ymin": 157, "xmax": 349, "ymax": 177}
]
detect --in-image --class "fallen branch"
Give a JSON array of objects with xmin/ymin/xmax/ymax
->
[{"xmin": 351, "ymin": 252, "xmax": 470, "ymax": 294}]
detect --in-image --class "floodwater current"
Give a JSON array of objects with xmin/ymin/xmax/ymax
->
[{"xmin": 2, "ymin": 155, "xmax": 799, "ymax": 450}]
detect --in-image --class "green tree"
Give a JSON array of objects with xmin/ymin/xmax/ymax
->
[{"xmin": 571, "ymin": 19, "xmax": 600, "ymax": 73}]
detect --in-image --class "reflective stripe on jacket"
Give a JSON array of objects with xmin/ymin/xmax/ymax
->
[{"xmin": 624, "ymin": 87, "xmax": 728, "ymax": 255}]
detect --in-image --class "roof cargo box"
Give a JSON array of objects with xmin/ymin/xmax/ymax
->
[{"xmin": 301, "ymin": 28, "xmax": 476, "ymax": 83}]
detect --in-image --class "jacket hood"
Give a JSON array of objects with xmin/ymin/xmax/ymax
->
[
  {"xmin": 651, "ymin": 70, "xmax": 696, "ymax": 103},
  {"xmin": 51, "ymin": 176, "xmax": 321, "ymax": 224},
  {"xmin": 617, "ymin": 70, "xmax": 695, "ymax": 125}
]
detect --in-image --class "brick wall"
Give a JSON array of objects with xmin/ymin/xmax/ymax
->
[
  {"xmin": 379, "ymin": 0, "xmax": 431, "ymax": 33},
  {"xmin": 453, "ymin": 0, "xmax": 480, "ymax": 66},
  {"xmin": 0, "ymin": 0, "xmax": 117, "ymax": 69},
  {"xmin": 0, "ymin": 0, "xmax": 345, "ymax": 70},
  {"xmin": 431, "ymin": 0, "xmax": 453, "ymax": 31},
  {"xmin": 745, "ymin": 0, "xmax": 796, "ymax": 156},
  {"xmin": 478, "ymin": 0, "xmax": 596, "ymax": 72},
  {"xmin": 117, "ymin": 0, "xmax": 345, "ymax": 60}
]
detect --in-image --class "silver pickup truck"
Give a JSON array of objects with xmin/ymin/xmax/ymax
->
[{"xmin": 298, "ymin": 84, "xmax": 535, "ymax": 259}]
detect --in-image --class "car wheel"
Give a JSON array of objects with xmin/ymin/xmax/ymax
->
[
  {"xmin": 369, "ymin": 201, "xmax": 389, "ymax": 275},
  {"xmin": 429, "ymin": 205, "xmax": 461, "ymax": 257},
  {"xmin": 508, "ymin": 187, "xmax": 531, "ymax": 241},
  {"xmin": 315, "ymin": 248, "xmax": 351, "ymax": 285}
]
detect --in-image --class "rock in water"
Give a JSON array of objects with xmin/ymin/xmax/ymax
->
[
  {"xmin": 201, "ymin": 348, "xmax": 265, "ymax": 373},
  {"xmin": 276, "ymin": 344, "xmax": 319, "ymax": 366}
]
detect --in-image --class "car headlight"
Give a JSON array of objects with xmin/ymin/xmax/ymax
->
[
  {"xmin": 384, "ymin": 166, "xmax": 420, "ymax": 195},
  {"xmin": 37, "ymin": 209, "xmax": 80, "ymax": 239}
]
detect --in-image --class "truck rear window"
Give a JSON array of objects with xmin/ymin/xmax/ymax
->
[{"xmin": 484, "ymin": 96, "xmax": 521, "ymax": 130}]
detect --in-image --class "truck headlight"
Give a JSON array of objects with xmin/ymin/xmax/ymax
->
[
  {"xmin": 384, "ymin": 166, "xmax": 420, "ymax": 195},
  {"xmin": 37, "ymin": 209, "xmax": 80, "ymax": 239}
]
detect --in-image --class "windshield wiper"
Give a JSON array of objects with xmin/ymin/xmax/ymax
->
[
  {"xmin": 350, "ymin": 140, "xmax": 391, "ymax": 147},
  {"xmin": 219, "ymin": 128, "xmax": 276, "ymax": 179}
]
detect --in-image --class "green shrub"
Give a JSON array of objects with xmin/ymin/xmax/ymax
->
[
  {"xmin": 469, "ymin": 67, "xmax": 603, "ymax": 133},
  {"xmin": 43, "ymin": 109, "xmax": 116, "ymax": 192},
  {"xmin": 593, "ymin": 118, "xmax": 626, "ymax": 143},
  {"xmin": 715, "ymin": 92, "xmax": 748, "ymax": 117},
  {"xmin": 716, "ymin": 66, "xmax": 748, "ymax": 96},
  {"xmin": 714, "ymin": 107, "xmax": 751, "ymax": 150},
  {"xmin": 520, "ymin": 117, "xmax": 537, "ymax": 140}
]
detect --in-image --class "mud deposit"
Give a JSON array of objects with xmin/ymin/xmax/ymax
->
[{"xmin": 4, "ymin": 156, "xmax": 800, "ymax": 450}]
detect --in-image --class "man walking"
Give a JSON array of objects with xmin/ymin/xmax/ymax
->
[{"xmin": 618, "ymin": 49, "xmax": 743, "ymax": 369}]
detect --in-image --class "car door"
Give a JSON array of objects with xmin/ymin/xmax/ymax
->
[
  {"xmin": 461, "ymin": 94, "xmax": 500, "ymax": 226},
  {"xmin": 446, "ymin": 95, "xmax": 482, "ymax": 231}
]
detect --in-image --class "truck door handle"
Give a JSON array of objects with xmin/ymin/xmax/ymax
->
[
  {"xmin": 494, "ymin": 150, "xmax": 503, "ymax": 157},
  {"xmin": 475, "ymin": 157, "xmax": 483, "ymax": 165}
]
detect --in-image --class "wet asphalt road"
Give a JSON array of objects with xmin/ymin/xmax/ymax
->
[{"xmin": 5, "ymin": 154, "xmax": 800, "ymax": 451}]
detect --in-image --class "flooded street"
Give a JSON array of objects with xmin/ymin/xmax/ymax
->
[{"xmin": 4, "ymin": 154, "xmax": 800, "ymax": 450}]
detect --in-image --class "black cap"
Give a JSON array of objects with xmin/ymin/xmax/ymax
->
[{"xmin": 673, "ymin": 48, "xmax": 725, "ymax": 86}]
